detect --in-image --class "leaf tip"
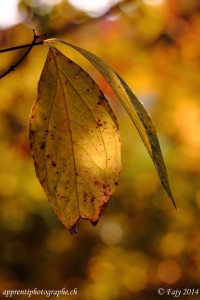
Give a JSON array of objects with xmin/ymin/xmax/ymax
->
[
  {"xmin": 90, "ymin": 220, "xmax": 99, "ymax": 227},
  {"xmin": 69, "ymin": 224, "xmax": 78, "ymax": 235},
  {"xmin": 168, "ymin": 191, "xmax": 178, "ymax": 211},
  {"xmin": 173, "ymin": 202, "xmax": 179, "ymax": 211},
  {"xmin": 173, "ymin": 199, "xmax": 179, "ymax": 211}
]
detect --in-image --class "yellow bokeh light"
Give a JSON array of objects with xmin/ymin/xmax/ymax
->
[
  {"xmin": 172, "ymin": 99, "xmax": 200, "ymax": 149},
  {"xmin": 122, "ymin": 265, "xmax": 148, "ymax": 292},
  {"xmin": 99, "ymin": 220, "xmax": 123, "ymax": 245},
  {"xmin": 160, "ymin": 233, "xmax": 186, "ymax": 255},
  {"xmin": 88, "ymin": 257, "xmax": 114, "ymax": 282},
  {"xmin": 143, "ymin": 0, "xmax": 165, "ymax": 6}
]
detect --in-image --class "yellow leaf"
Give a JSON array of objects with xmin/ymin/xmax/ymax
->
[
  {"xmin": 29, "ymin": 47, "xmax": 121, "ymax": 233},
  {"xmin": 44, "ymin": 39, "xmax": 177, "ymax": 209}
]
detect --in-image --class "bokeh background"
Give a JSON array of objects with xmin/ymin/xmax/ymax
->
[{"xmin": 0, "ymin": 0, "xmax": 200, "ymax": 299}]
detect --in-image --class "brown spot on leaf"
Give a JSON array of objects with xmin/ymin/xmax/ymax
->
[
  {"xmin": 40, "ymin": 142, "xmax": 46, "ymax": 149},
  {"xmin": 30, "ymin": 130, "xmax": 35, "ymax": 135},
  {"xmin": 83, "ymin": 191, "xmax": 89, "ymax": 202},
  {"xmin": 91, "ymin": 196, "xmax": 95, "ymax": 203},
  {"xmin": 34, "ymin": 161, "xmax": 38, "ymax": 169},
  {"xmin": 96, "ymin": 119, "xmax": 103, "ymax": 128},
  {"xmin": 51, "ymin": 161, "xmax": 56, "ymax": 167},
  {"xmin": 97, "ymin": 93, "xmax": 105, "ymax": 105}
]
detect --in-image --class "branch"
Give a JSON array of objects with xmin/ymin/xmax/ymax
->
[
  {"xmin": 0, "ymin": 41, "xmax": 43, "ymax": 54},
  {"xmin": 0, "ymin": 30, "xmax": 46, "ymax": 79}
]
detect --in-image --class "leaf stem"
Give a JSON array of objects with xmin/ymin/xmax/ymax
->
[{"xmin": 0, "ymin": 30, "xmax": 46, "ymax": 79}]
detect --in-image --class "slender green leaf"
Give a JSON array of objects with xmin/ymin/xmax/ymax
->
[
  {"xmin": 29, "ymin": 47, "xmax": 121, "ymax": 233},
  {"xmin": 44, "ymin": 39, "xmax": 176, "ymax": 208}
]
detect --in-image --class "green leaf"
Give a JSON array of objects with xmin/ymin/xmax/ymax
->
[
  {"xmin": 44, "ymin": 39, "xmax": 177, "ymax": 209},
  {"xmin": 29, "ymin": 47, "xmax": 121, "ymax": 233}
]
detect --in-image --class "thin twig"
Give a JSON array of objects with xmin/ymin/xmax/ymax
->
[
  {"xmin": 0, "ymin": 41, "xmax": 43, "ymax": 54},
  {"xmin": 0, "ymin": 31, "xmax": 46, "ymax": 79}
]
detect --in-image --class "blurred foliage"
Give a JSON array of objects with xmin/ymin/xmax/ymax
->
[{"xmin": 0, "ymin": 0, "xmax": 200, "ymax": 299}]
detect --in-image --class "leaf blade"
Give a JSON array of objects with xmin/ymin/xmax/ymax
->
[
  {"xmin": 29, "ymin": 47, "xmax": 121, "ymax": 232},
  {"xmin": 44, "ymin": 39, "xmax": 176, "ymax": 208}
]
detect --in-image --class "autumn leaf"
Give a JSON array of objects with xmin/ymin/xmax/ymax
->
[
  {"xmin": 44, "ymin": 39, "xmax": 176, "ymax": 209},
  {"xmin": 29, "ymin": 46, "xmax": 121, "ymax": 233}
]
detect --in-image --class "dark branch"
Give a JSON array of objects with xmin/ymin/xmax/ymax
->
[
  {"xmin": 0, "ymin": 31, "xmax": 46, "ymax": 79},
  {"xmin": 0, "ymin": 41, "xmax": 43, "ymax": 54}
]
